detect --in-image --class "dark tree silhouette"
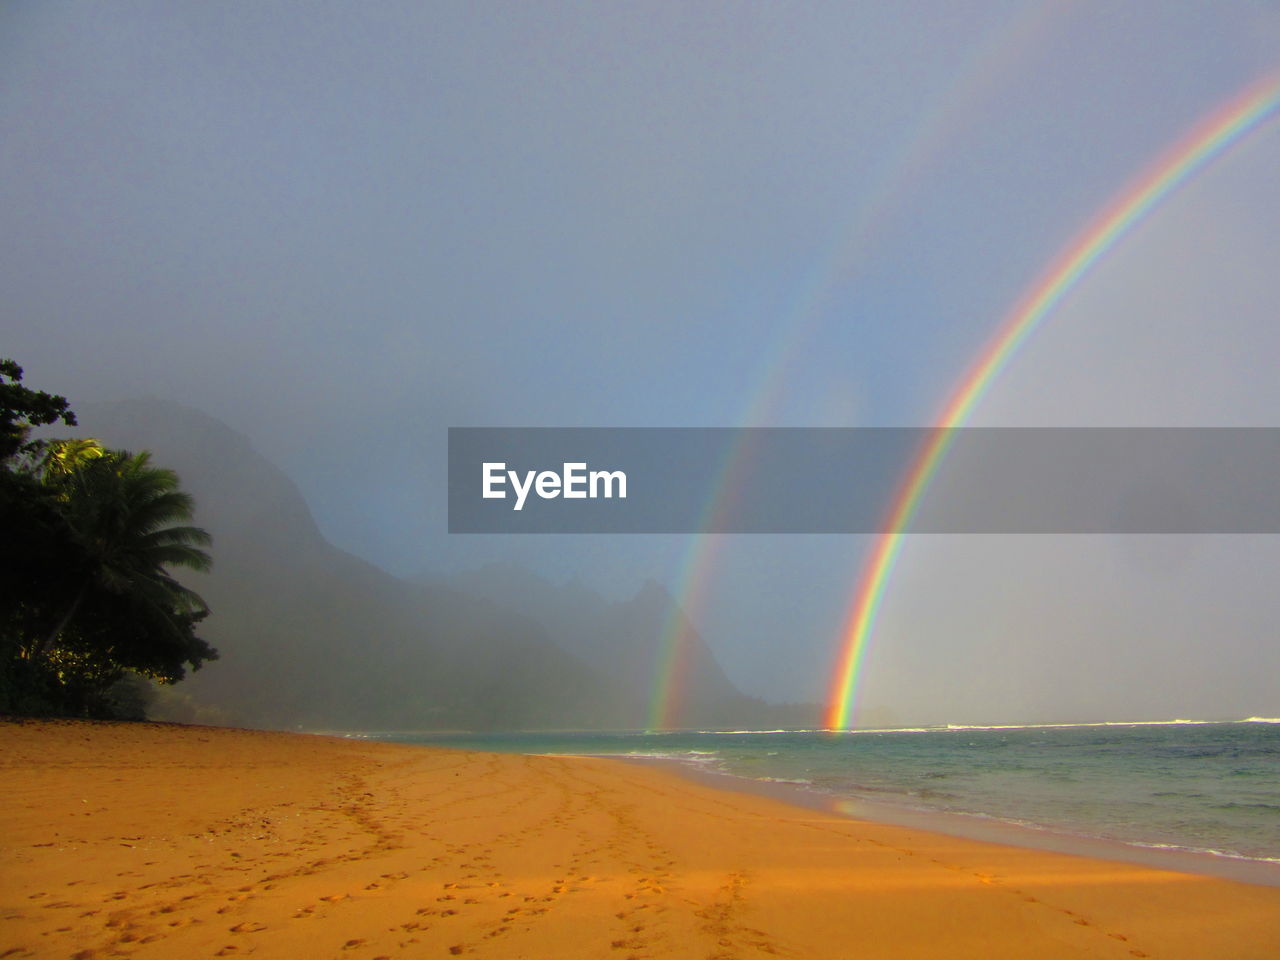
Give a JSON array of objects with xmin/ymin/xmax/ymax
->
[{"xmin": 0, "ymin": 360, "xmax": 216, "ymax": 717}]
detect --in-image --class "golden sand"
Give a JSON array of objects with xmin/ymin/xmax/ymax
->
[{"xmin": 3, "ymin": 720, "xmax": 1279, "ymax": 959}]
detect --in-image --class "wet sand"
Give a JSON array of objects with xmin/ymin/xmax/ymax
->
[{"xmin": 3, "ymin": 719, "xmax": 1280, "ymax": 959}]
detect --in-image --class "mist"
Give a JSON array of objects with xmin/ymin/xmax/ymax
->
[{"xmin": 3, "ymin": 1, "xmax": 1278, "ymax": 727}]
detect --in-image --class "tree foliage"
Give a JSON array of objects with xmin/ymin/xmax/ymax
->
[
  {"xmin": 0, "ymin": 359, "xmax": 77, "ymax": 462},
  {"xmin": 0, "ymin": 360, "xmax": 216, "ymax": 718}
]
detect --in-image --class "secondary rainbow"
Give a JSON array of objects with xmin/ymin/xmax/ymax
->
[
  {"xmin": 643, "ymin": 1, "xmax": 1072, "ymax": 732},
  {"xmin": 825, "ymin": 71, "xmax": 1280, "ymax": 731}
]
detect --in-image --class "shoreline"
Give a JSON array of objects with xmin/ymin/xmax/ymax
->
[
  {"xmin": 6, "ymin": 719, "xmax": 1280, "ymax": 959},
  {"xmin": 623, "ymin": 755, "xmax": 1280, "ymax": 889},
  {"xmin": 373, "ymin": 721, "xmax": 1280, "ymax": 885}
]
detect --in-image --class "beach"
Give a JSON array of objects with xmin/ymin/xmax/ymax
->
[{"xmin": 4, "ymin": 721, "xmax": 1280, "ymax": 959}]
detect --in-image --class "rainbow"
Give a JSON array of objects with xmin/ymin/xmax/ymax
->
[
  {"xmin": 645, "ymin": 429, "xmax": 761, "ymax": 732},
  {"xmin": 825, "ymin": 71, "xmax": 1280, "ymax": 731},
  {"xmin": 644, "ymin": 538, "xmax": 718, "ymax": 732},
  {"xmin": 644, "ymin": 1, "xmax": 1072, "ymax": 732}
]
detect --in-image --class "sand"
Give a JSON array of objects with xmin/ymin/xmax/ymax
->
[{"xmin": 3, "ymin": 721, "xmax": 1279, "ymax": 959}]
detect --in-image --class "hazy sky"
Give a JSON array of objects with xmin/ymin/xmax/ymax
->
[{"xmin": 4, "ymin": 1, "xmax": 1278, "ymax": 719}]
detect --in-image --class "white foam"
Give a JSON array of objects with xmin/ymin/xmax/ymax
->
[
  {"xmin": 692, "ymin": 729, "xmax": 803, "ymax": 735},
  {"xmin": 940, "ymin": 719, "xmax": 1221, "ymax": 732},
  {"xmin": 1125, "ymin": 840, "xmax": 1280, "ymax": 865},
  {"xmin": 837, "ymin": 717, "xmax": 1279, "ymax": 733}
]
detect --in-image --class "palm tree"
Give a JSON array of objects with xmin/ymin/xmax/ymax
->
[
  {"xmin": 33, "ymin": 436, "xmax": 104, "ymax": 478},
  {"xmin": 38, "ymin": 448, "xmax": 212, "ymax": 662}
]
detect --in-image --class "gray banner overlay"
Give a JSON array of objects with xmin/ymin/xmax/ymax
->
[{"xmin": 448, "ymin": 428, "xmax": 1280, "ymax": 534}]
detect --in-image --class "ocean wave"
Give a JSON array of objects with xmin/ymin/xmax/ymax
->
[
  {"xmin": 692, "ymin": 729, "xmax": 818, "ymax": 735},
  {"xmin": 848, "ymin": 727, "xmax": 938, "ymax": 734},
  {"xmin": 620, "ymin": 749, "xmax": 723, "ymax": 766},
  {"xmin": 942, "ymin": 719, "xmax": 1222, "ymax": 732},
  {"xmin": 1124, "ymin": 840, "xmax": 1280, "ymax": 865},
  {"xmin": 1210, "ymin": 802, "xmax": 1280, "ymax": 813},
  {"xmin": 956, "ymin": 813, "xmax": 1280, "ymax": 866},
  {"xmin": 824, "ymin": 718, "xmax": 1280, "ymax": 734},
  {"xmin": 828, "ymin": 799, "xmax": 1280, "ymax": 868}
]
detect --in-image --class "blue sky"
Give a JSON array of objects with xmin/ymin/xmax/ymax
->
[{"xmin": 4, "ymin": 1, "xmax": 1278, "ymax": 718}]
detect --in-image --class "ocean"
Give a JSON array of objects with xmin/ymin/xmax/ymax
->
[{"xmin": 367, "ymin": 719, "xmax": 1280, "ymax": 879}]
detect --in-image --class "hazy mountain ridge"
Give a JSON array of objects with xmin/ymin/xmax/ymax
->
[
  {"xmin": 68, "ymin": 399, "xmax": 816, "ymax": 730},
  {"xmin": 441, "ymin": 563, "xmax": 767, "ymax": 726}
]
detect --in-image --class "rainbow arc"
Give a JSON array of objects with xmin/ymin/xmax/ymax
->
[{"xmin": 825, "ymin": 72, "xmax": 1280, "ymax": 730}]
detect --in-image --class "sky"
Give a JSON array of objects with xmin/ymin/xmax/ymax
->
[{"xmin": 3, "ymin": 1, "xmax": 1278, "ymax": 721}]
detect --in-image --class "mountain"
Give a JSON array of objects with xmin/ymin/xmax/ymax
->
[
  {"xmin": 443, "ymin": 563, "xmax": 770, "ymax": 728},
  {"xmin": 67, "ymin": 399, "xmax": 611, "ymax": 729},
  {"xmin": 67, "ymin": 399, "xmax": 818, "ymax": 730}
]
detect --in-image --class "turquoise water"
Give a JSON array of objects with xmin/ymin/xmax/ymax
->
[{"xmin": 368, "ymin": 720, "xmax": 1280, "ymax": 867}]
